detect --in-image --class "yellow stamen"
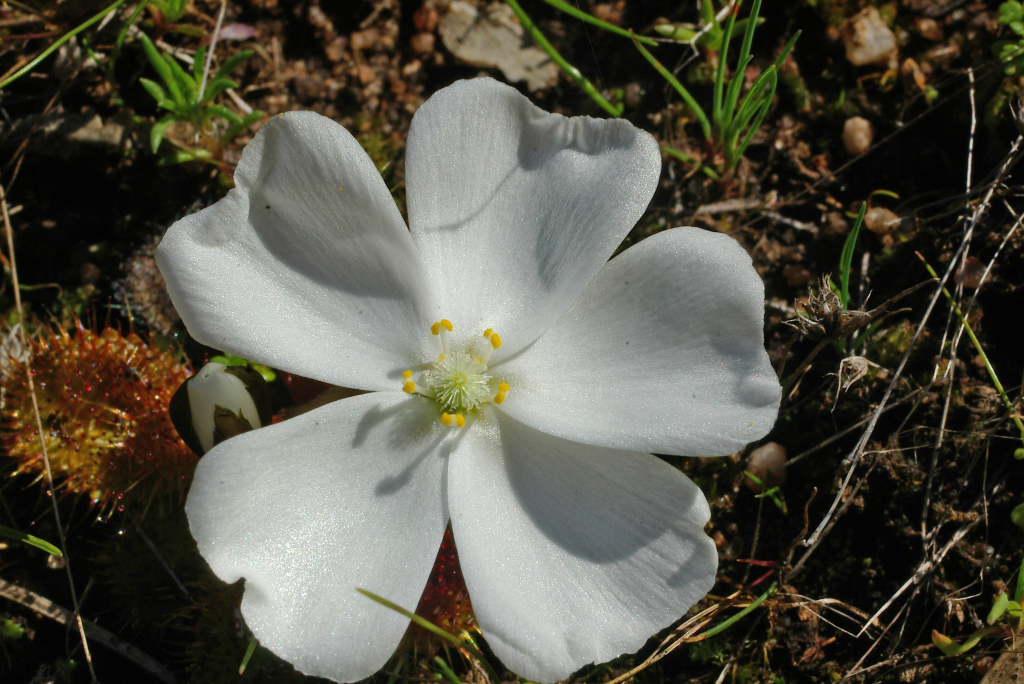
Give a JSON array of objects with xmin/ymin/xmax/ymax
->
[
  {"xmin": 403, "ymin": 381, "xmax": 415, "ymax": 393},
  {"xmin": 483, "ymin": 328, "xmax": 493, "ymax": 337},
  {"xmin": 498, "ymin": 382, "xmax": 510, "ymax": 393},
  {"xmin": 431, "ymin": 322, "xmax": 441, "ymax": 335},
  {"xmin": 438, "ymin": 354, "xmax": 445, "ymax": 361},
  {"xmin": 440, "ymin": 319, "xmax": 453, "ymax": 332},
  {"xmin": 494, "ymin": 392, "xmax": 506, "ymax": 404},
  {"xmin": 455, "ymin": 414, "xmax": 465, "ymax": 428},
  {"xmin": 402, "ymin": 370, "xmax": 413, "ymax": 379},
  {"xmin": 441, "ymin": 413, "xmax": 453, "ymax": 426},
  {"xmin": 489, "ymin": 333, "xmax": 501, "ymax": 349}
]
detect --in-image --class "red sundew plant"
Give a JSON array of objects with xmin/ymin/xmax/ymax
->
[
  {"xmin": 1, "ymin": 323, "xmax": 195, "ymax": 511},
  {"xmin": 408, "ymin": 526, "xmax": 477, "ymax": 654}
]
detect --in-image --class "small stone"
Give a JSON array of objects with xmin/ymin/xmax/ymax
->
[
  {"xmin": 783, "ymin": 263, "xmax": 812, "ymax": 288},
  {"xmin": 745, "ymin": 442, "xmax": 787, "ymax": 492},
  {"xmin": 350, "ymin": 28, "xmax": 379, "ymax": 52},
  {"xmin": 913, "ymin": 17, "xmax": 943, "ymax": 42},
  {"xmin": 957, "ymin": 256, "xmax": 986, "ymax": 289},
  {"xmin": 624, "ymin": 82, "xmax": 643, "ymax": 108},
  {"xmin": 842, "ymin": 116, "xmax": 874, "ymax": 156},
  {"xmin": 842, "ymin": 8, "xmax": 898, "ymax": 68},
  {"xmin": 414, "ymin": 5, "xmax": 440, "ymax": 33},
  {"xmin": 411, "ymin": 32, "xmax": 436, "ymax": 54},
  {"xmin": 863, "ymin": 206, "xmax": 900, "ymax": 235}
]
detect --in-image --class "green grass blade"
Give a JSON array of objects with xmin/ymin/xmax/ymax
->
[
  {"xmin": 200, "ymin": 79, "xmax": 239, "ymax": 106},
  {"xmin": 726, "ymin": 66, "xmax": 776, "ymax": 169},
  {"xmin": 722, "ymin": 0, "xmax": 763, "ymax": 128},
  {"xmin": 238, "ymin": 636, "xmax": 258, "ymax": 674},
  {"xmin": 504, "ymin": 0, "xmax": 622, "ymax": 117},
  {"xmin": 663, "ymin": 146, "xmax": 721, "ymax": 179},
  {"xmin": 713, "ymin": 0, "xmax": 741, "ymax": 136},
  {"xmin": 357, "ymin": 588, "xmax": 499, "ymax": 681},
  {"xmin": 203, "ymin": 103, "xmax": 243, "ymax": 124},
  {"xmin": 433, "ymin": 657, "xmax": 461, "ymax": 684},
  {"xmin": 539, "ymin": 0, "xmax": 657, "ymax": 44},
  {"xmin": 838, "ymin": 202, "xmax": 867, "ymax": 308},
  {"xmin": 0, "ymin": 0, "xmax": 128, "ymax": 91},
  {"xmin": 112, "ymin": 0, "xmax": 151, "ymax": 70},
  {"xmin": 918, "ymin": 255, "xmax": 1024, "ymax": 444},
  {"xmin": 631, "ymin": 33, "xmax": 711, "ymax": 140},
  {"xmin": 699, "ymin": 581, "xmax": 777, "ymax": 640},
  {"xmin": 0, "ymin": 524, "xmax": 63, "ymax": 556},
  {"xmin": 773, "ymin": 30, "xmax": 801, "ymax": 71}
]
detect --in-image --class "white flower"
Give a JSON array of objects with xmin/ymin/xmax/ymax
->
[{"xmin": 156, "ymin": 78, "xmax": 780, "ymax": 684}]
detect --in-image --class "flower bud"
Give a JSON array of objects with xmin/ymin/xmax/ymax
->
[{"xmin": 170, "ymin": 362, "xmax": 272, "ymax": 455}]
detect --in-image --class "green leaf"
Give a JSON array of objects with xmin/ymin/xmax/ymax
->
[
  {"xmin": 631, "ymin": 34, "xmax": 711, "ymax": 141},
  {"xmin": 158, "ymin": 148, "xmax": 213, "ymax": 165},
  {"xmin": 220, "ymin": 109, "xmax": 264, "ymax": 144},
  {"xmin": 838, "ymin": 202, "xmax": 867, "ymax": 309},
  {"xmin": 214, "ymin": 49, "xmax": 255, "ymax": 81},
  {"xmin": 165, "ymin": 55, "xmax": 197, "ymax": 106},
  {"xmin": 139, "ymin": 32, "xmax": 182, "ymax": 105},
  {"xmin": 149, "ymin": 113, "xmax": 178, "ymax": 153},
  {"xmin": 193, "ymin": 44, "xmax": 207, "ymax": 83},
  {"xmin": 139, "ymin": 77, "xmax": 176, "ymax": 111},
  {"xmin": 202, "ymin": 103, "xmax": 243, "ymax": 124},
  {"xmin": 200, "ymin": 78, "xmax": 239, "ymax": 105},
  {"xmin": 1011, "ymin": 501, "xmax": 1024, "ymax": 528},
  {"xmin": 0, "ymin": 525, "xmax": 63, "ymax": 556},
  {"xmin": 999, "ymin": 1, "xmax": 1024, "ymax": 26},
  {"xmin": 988, "ymin": 592, "xmax": 1010, "ymax": 624}
]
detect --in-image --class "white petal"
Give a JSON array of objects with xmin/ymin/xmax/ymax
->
[
  {"xmin": 449, "ymin": 411, "xmax": 717, "ymax": 683},
  {"xmin": 187, "ymin": 362, "xmax": 262, "ymax": 453},
  {"xmin": 186, "ymin": 392, "xmax": 449, "ymax": 683},
  {"xmin": 495, "ymin": 227, "xmax": 780, "ymax": 456},
  {"xmin": 405, "ymin": 77, "xmax": 661, "ymax": 358},
  {"xmin": 157, "ymin": 111, "xmax": 435, "ymax": 392}
]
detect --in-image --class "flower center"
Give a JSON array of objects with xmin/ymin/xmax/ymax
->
[{"xmin": 401, "ymin": 319, "xmax": 509, "ymax": 427}]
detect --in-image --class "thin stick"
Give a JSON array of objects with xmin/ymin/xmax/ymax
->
[
  {"xmin": 195, "ymin": 0, "xmax": 227, "ymax": 134},
  {"xmin": 1, "ymin": 183, "xmax": 97, "ymax": 681}
]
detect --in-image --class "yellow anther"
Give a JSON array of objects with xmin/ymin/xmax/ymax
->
[
  {"xmin": 455, "ymin": 413, "xmax": 465, "ymax": 427},
  {"xmin": 440, "ymin": 319, "xmax": 453, "ymax": 332},
  {"xmin": 490, "ymin": 333, "xmax": 502, "ymax": 349},
  {"xmin": 403, "ymin": 381, "xmax": 415, "ymax": 393},
  {"xmin": 499, "ymin": 382, "xmax": 510, "ymax": 392},
  {"xmin": 483, "ymin": 328, "xmax": 493, "ymax": 337},
  {"xmin": 441, "ymin": 413, "xmax": 453, "ymax": 426},
  {"xmin": 494, "ymin": 392, "xmax": 506, "ymax": 404},
  {"xmin": 431, "ymin": 322, "xmax": 441, "ymax": 335},
  {"xmin": 402, "ymin": 369, "xmax": 413, "ymax": 379},
  {"xmin": 476, "ymin": 355, "xmax": 483, "ymax": 363},
  {"xmin": 438, "ymin": 354, "xmax": 445, "ymax": 361}
]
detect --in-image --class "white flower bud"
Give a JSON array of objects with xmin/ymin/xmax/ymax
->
[
  {"xmin": 170, "ymin": 362, "xmax": 271, "ymax": 455},
  {"xmin": 188, "ymin": 363, "xmax": 263, "ymax": 453}
]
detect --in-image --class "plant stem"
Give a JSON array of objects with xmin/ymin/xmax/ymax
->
[{"xmin": 504, "ymin": 0, "xmax": 622, "ymax": 117}]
